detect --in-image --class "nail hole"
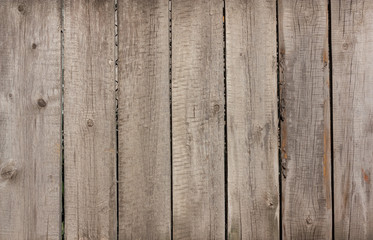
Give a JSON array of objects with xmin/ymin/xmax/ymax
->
[
  {"xmin": 1, "ymin": 164, "xmax": 17, "ymax": 180},
  {"xmin": 32, "ymin": 43, "xmax": 37, "ymax": 49}
]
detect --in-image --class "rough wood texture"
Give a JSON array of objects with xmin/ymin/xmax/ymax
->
[
  {"xmin": 64, "ymin": 0, "xmax": 116, "ymax": 239},
  {"xmin": 332, "ymin": 0, "xmax": 373, "ymax": 239},
  {"xmin": 117, "ymin": 0, "xmax": 171, "ymax": 239},
  {"xmin": 172, "ymin": 0, "xmax": 225, "ymax": 239},
  {"xmin": 278, "ymin": 0, "xmax": 332, "ymax": 239},
  {"xmin": 226, "ymin": 0, "xmax": 279, "ymax": 239},
  {"xmin": 0, "ymin": 1, "xmax": 61, "ymax": 239}
]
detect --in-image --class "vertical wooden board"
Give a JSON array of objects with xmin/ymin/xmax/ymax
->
[
  {"xmin": 332, "ymin": 0, "xmax": 373, "ymax": 238},
  {"xmin": 0, "ymin": 1, "xmax": 61, "ymax": 239},
  {"xmin": 226, "ymin": 0, "xmax": 279, "ymax": 239},
  {"xmin": 278, "ymin": 0, "xmax": 332, "ymax": 239},
  {"xmin": 64, "ymin": 0, "xmax": 116, "ymax": 239},
  {"xmin": 172, "ymin": 0, "xmax": 225, "ymax": 239},
  {"xmin": 117, "ymin": 0, "xmax": 171, "ymax": 239}
]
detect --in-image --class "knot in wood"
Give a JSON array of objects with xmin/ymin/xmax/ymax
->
[
  {"xmin": 37, "ymin": 98, "xmax": 47, "ymax": 108},
  {"xmin": 87, "ymin": 119, "xmax": 94, "ymax": 127},
  {"xmin": 1, "ymin": 163, "xmax": 17, "ymax": 180},
  {"xmin": 18, "ymin": 4, "xmax": 25, "ymax": 12},
  {"xmin": 342, "ymin": 42, "xmax": 349, "ymax": 50},
  {"xmin": 213, "ymin": 104, "xmax": 220, "ymax": 114}
]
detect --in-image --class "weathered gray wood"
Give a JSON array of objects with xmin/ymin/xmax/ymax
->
[
  {"xmin": 226, "ymin": 0, "xmax": 279, "ymax": 239},
  {"xmin": 0, "ymin": 1, "xmax": 61, "ymax": 239},
  {"xmin": 332, "ymin": 0, "xmax": 373, "ymax": 238},
  {"xmin": 117, "ymin": 0, "xmax": 171, "ymax": 239},
  {"xmin": 172, "ymin": 0, "xmax": 225, "ymax": 238},
  {"xmin": 278, "ymin": 0, "xmax": 332, "ymax": 239},
  {"xmin": 64, "ymin": 0, "xmax": 116, "ymax": 239}
]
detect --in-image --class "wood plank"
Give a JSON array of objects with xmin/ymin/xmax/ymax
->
[
  {"xmin": 278, "ymin": 0, "xmax": 332, "ymax": 239},
  {"xmin": 64, "ymin": 0, "xmax": 116, "ymax": 239},
  {"xmin": 0, "ymin": 1, "xmax": 61, "ymax": 239},
  {"xmin": 117, "ymin": 0, "xmax": 171, "ymax": 238},
  {"xmin": 226, "ymin": 0, "xmax": 279, "ymax": 239},
  {"xmin": 332, "ymin": 0, "xmax": 373, "ymax": 238},
  {"xmin": 172, "ymin": 0, "xmax": 225, "ymax": 238}
]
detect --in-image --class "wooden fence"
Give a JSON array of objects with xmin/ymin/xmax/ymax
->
[{"xmin": 0, "ymin": 0, "xmax": 372, "ymax": 239}]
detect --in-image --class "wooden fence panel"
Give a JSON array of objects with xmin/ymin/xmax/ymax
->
[
  {"xmin": 332, "ymin": 0, "xmax": 373, "ymax": 239},
  {"xmin": 172, "ymin": 0, "xmax": 225, "ymax": 238},
  {"xmin": 117, "ymin": 0, "xmax": 171, "ymax": 239},
  {"xmin": 226, "ymin": 0, "xmax": 279, "ymax": 239},
  {"xmin": 0, "ymin": 1, "xmax": 61, "ymax": 239},
  {"xmin": 278, "ymin": 0, "xmax": 332, "ymax": 239},
  {"xmin": 64, "ymin": 0, "xmax": 116, "ymax": 239}
]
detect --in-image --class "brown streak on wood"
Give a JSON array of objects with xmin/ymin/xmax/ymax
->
[
  {"xmin": 362, "ymin": 169, "xmax": 370, "ymax": 183},
  {"xmin": 323, "ymin": 48, "xmax": 328, "ymax": 64},
  {"xmin": 323, "ymin": 99, "xmax": 331, "ymax": 210}
]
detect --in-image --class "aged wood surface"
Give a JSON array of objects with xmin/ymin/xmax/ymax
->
[
  {"xmin": 0, "ymin": 1, "xmax": 61, "ymax": 239},
  {"xmin": 278, "ymin": 0, "xmax": 332, "ymax": 239},
  {"xmin": 172, "ymin": 0, "xmax": 225, "ymax": 239},
  {"xmin": 64, "ymin": 0, "xmax": 116, "ymax": 239},
  {"xmin": 226, "ymin": 0, "xmax": 279, "ymax": 239},
  {"xmin": 332, "ymin": 0, "xmax": 373, "ymax": 239},
  {"xmin": 117, "ymin": 0, "xmax": 171, "ymax": 239}
]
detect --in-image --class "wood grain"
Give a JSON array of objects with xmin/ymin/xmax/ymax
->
[
  {"xmin": 117, "ymin": 0, "xmax": 171, "ymax": 239},
  {"xmin": 64, "ymin": 0, "xmax": 116, "ymax": 239},
  {"xmin": 278, "ymin": 0, "xmax": 332, "ymax": 239},
  {"xmin": 172, "ymin": 0, "xmax": 225, "ymax": 239},
  {"xmin": 226, "ymin": 0, "xmax": 279, "ymax": 239},
  {"xmin": 332, "ymin": 0, "xmax": 373, "ymax": 239},
  {"xmin": 0, "ymin": 1, "xmax": 61, "ymax": 239}
]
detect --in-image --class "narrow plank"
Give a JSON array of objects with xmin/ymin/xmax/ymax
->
[
  {"xmin": 332, "ymin": 0, "xmax": 373, "ymax": 238},
  {"xmin": 278, "ymin": 0, "xmax": 332, "ymax": 239},
  {"xmin": 117, "ymin": 0, "xmax": 171, "ymax": 238},
  {"xmin": 226, "ymin": 0, "xmax": 279, "ymax": 239},
  {"xmin": 0, "ymin": 1, "xmax": 61, "ymax": 239},
  {"xmin": 172, "ymin": 0, "xmax": 225, "ymax": 238},
  {"xmin": 64, "ymin": 0, "xmax": 116, "ymax": 239}
]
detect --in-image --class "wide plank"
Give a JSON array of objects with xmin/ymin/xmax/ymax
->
[
  {"xmin": 64, "ymin": 0, "xmax": 116, "ymax": 239},
  {"xmin": 332, "ymin": 0, "xmax": 373, "ymax": 238},
  {"xmin": 226, "ymin": 0, "xmax": 279, "ymax": 239},
  {"xmin": 0, "ymin": 1, "xmax": 61, "ymax": 239},
  {"xmin": 172, "ymin": 0, "xmax": 225, "ymax": 238},
  {"xmin": 117, "ymin": 0, "xmax": 171, "ymax": 238},
  {"xmin": 278, "ymin": 0, "xmax": 332, "ymax": 239}
]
